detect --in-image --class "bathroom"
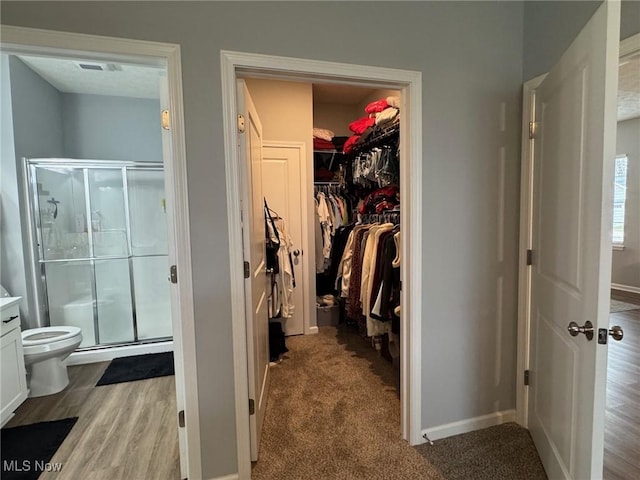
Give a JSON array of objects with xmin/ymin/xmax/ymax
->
[{"xmin": 0, "ymin": 53, "xmax": 173, "ymax": 390}]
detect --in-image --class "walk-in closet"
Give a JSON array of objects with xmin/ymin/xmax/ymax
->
[{"xmin": 242, "ymin": 77, "xmax": 406, "ymax": 469}]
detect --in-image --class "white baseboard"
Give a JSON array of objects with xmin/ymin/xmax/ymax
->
[
  {"xmin": 66, "ymin": 341, "xmax": 173, "ymax": 365},
  {"xmin": 611, "ymin": 283, "xmax": 640, "ymax": 295},
  {"xmin": 208, "ymin": 474, "xmax": 239, "ymax": 480},
  {"xmin": 422, "ymin": 409, "xmax": 516, "ymax": 442},
  {"xmin": 308, "ymin": 326, "xmax": 319, "ymax": 334}
]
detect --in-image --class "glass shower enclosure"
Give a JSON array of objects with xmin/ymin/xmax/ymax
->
[{"xmin": 23, "ymin": 159, "xmax": 172, "ymax": 349}]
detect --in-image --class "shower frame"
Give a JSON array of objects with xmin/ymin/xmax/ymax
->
[{"xmin": 22, "ymin": 157, "xmax": 172, "ymax": 350}]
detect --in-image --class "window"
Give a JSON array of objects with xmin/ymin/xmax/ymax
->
[{"xmin": 612, "ymin": 155, "xmax": 628, "ymax": 246}]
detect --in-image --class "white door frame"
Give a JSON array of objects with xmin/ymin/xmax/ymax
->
[
  {"xmin": 221, "ymin": 50, "xmax": 423, "ymax": 478},
  {"xmin": 262, "ymin": 140, "xmax": 314, "ymax": 336},
  {"xmin": 515, "ymin": 32, "xmax": 640, "ymax": 427},
  {"xmin": 0, "ymin": 25, "xmax": 201, "ymax": 479}
]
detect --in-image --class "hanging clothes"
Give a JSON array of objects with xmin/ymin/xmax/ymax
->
[
  {"xmin": 314, "ymin": 186, "xmax": 352, "ymax": 275},
  {"xmin": 316, "ymin": 192, "xmax": 333, "ymax": 268},
  {"xmin": 314, "ymin": 197, "xmax": 325, "ymax": 274},
  {"xmin": 265, "ymin": 205, "xmax": 296, "ymax": 320},
  {"xmin": 370, "ymin": 230, "xmax": 401, "ymax": 334},
  {"xmin": 360, "ymin": 223, "xmax": 395, "ymax": 337}
]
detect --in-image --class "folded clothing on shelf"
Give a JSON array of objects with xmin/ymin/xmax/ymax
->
[
  {"xmin": 313, "ymin": 127, "xmax": 335, "ymax": 142},
  {"xmin": 365, "ymin": 98, "xmax": 389, "ymax": 114},
  {"xmin": 343, "ymin": 135, "xmax": 360, "ymax": 153},
  {"xmin": 314, "ymin": 137, "xmax": 336, "ymax": 150},
  {"xmin": 349, "ymin": 116, "xmax": 375, "ymax": 134}
]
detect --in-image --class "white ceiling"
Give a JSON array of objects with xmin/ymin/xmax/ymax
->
[
  {"xmin": 16, "ymin": 55, "xmax": 164, "ymax": 99},
  {"xmin": 618, "ymin": 53, "xmax": 640, "ymax": 122},
  {"xmin": 313, "ymin": 84, "xmax": 377, "ymax": 105},
  {"xmin": 15, "ymin": 54, "xmax": 640, "ymax": 121}
]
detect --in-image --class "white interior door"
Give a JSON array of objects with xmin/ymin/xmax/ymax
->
[
  {"xmin": 237, "ymin": 79, "xmax": 270, "ymax": 462},
  {"xmin": 158, "ymin": 75, "xmax": 188, "ymax": 478},
  {"xmin": 262, "ymin": 142, "xmax": 305, "ymax": 336},
  {"xmin": 527, "ymin": 2, "xmax": 620, "ymax": 479}
]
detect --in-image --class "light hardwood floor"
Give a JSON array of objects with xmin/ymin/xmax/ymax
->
[
  {"xmin": 604, "ymin": 293, "xmax": 640, "ymax": 480},
  {"xmin": 610, "ymin": 288, "xmax": 640, "ymax": 305},
  {"xmin": 6, "ymin": 362, "xmax": 180, "ymax": 480}
]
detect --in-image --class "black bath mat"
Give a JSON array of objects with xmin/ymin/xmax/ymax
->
[
  {"xmin": 1, "ymin": 417, "xmax": 78, "ymax": 480},
  {"xmin": 96, "ymin": 351, "xmax": 174, "ymax": 386}
]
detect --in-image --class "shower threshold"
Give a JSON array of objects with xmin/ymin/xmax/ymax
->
[{"xmin": 67, "ymin": 337, "xmax": 174, "ymax": 365}]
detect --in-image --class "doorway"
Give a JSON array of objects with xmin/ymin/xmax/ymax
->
[
  {"xmin": 0, "ymin": 26, "xmax": 198, "ymax": 478},
  {"xmin": 221, "ymin": 50, "xmax": 423, "ymax": 478},
  {"xmin": 604, "ymin": 36, "xmax": 640, "ymax": 480}
]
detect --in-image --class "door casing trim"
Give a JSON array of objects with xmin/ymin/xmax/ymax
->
[
  {"xmin": 0, "ymin": 25, "xmax": 200, "ymax": 479},
  {"xmin": 221, "ymin": 50, "xmax": 423, "ymax": 478}
]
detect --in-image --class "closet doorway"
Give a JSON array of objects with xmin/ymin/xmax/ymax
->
[{"xmin": 221, "ymin": 51, "xmax": 423, "ymax": 477}]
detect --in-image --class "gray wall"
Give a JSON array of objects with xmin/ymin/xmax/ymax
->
[
  {"xmin": 612, "ymin": 118, "xmax": 640, "ymax": 289},
  {"xmin": 1, "ymin": 56, "xmax": 65, "ymax": 326},
  {"xmin": 524, "ymin": 0, "xmax": 640, "ymax": 80},
  {"xmin": 1, "ymin": 2, "xmax": 525, "ymax": 478},
  {"xmin": 62, "ymin": 93, "xmax": 162, "ymax": 161},
  {"xmin": 621, "ymin": 0, "xmax": 640, "ymax": 40}
]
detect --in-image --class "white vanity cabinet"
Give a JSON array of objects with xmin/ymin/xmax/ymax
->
[{"xmin": 1, "ymin": 297, "xmax": 27, "ymax": 426}]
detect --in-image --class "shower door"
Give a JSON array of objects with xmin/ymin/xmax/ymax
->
[
  {"xmin": 126, "ymin": 168, "xmax": 172, "ymax": 340},
  {"xmin": 24, "ymin": 159, "xmax": 171, "ymax": 349}
]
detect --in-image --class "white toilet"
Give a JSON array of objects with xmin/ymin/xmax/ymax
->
[{"xmin": 21, "ymin": 326, "xmax": 83, "ymax": 397}]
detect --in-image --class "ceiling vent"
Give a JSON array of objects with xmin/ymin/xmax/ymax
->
[{"xmin": 73, "ymin": 61, "xmax": 120, "ymax": 72}]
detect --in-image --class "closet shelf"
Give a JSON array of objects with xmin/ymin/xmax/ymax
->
[{"xmin": 348, "ymin": 123, "xmax": 400, "ymax": 156}]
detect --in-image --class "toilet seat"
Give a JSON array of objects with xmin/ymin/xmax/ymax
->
[
  {"xmin": 22, "ymin": 326, "xmax": 82, "ymax": 347},
  {"xmin": 21, "ymin": 326, "xmax": 83, "ymax": 397}
]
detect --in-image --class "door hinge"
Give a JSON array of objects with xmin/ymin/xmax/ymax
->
[
  {"xmin": 243, "ymin": 261, "xmax": 250, "ymax": 279},
  {"xmin": 170, "ymin": 265, "xmax": 178, "ymax": 284},
  {"xmin": 238, "ymin": 114, "xmax": 245, "ymax": 133},
  {"xmin": 162, "ymin": 109, "xmax": 171, "ymax": 130},
  {"xmin": 249, "ymin": 398, "xmax": 255, "ymax": 415},
  {"xmin": 526, "ymin": 249, "xmax": 533, "ymax": 266},
  {"xmin": 529, "ymin": 121, "xmax": 538, "ymax": 139},
  {"xmin": 524, "ymin": 369, "xmax": 530, "ymax": 386},
  {"xmin": 178, "ymin": 409, "xmax": 185, "ymax": 428}
]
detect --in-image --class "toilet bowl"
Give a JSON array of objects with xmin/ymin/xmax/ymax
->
[{"xmin": 22, "ymin": 326, "xmax": 82, "ymax": 397}]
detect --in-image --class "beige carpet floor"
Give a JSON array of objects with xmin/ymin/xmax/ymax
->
[
  {"xmin": 416, "ymin": 423, "xmax": 547, "ymax": 480},
  {"xmin": 252, "ymin": 325, "xmax": 547, "ymax": 480}
]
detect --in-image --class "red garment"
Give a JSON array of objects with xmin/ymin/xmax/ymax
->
[
  {"xmin": 358, "ymin": 186, "xmax": 400, "ymax": 214},
  {"xmin": 314, "ymin": 138, "xmax": 335, "ymax": 150},
  {"xmin": 343, "ymin": 135, "xmax": 360, "ymax": 153},
  {"xmin": 375, "ymin": 201, "xmax": 398, "ymax": 214},
  {"xmin": 365, "ymin": 98, "xmax": 389, "ymax": 114},
  {"xmin": 314, "ymin": 167, "xmax": 335, "ymax": 181},
  {"xmin": 349, "ymin": 116, "xmax": 375, "ymax": 134}
]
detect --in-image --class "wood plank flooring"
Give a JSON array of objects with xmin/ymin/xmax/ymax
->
[
  {"xmin": 610, "ymin": 288, "xmax": 640, "ymax": 304},
  {"xmin": 5, "ymin": 362, "xmax": 180, "ymax": 480},
  {"xmin": 604, "ymin": 300, "xmax": 640, "ymax": 480}
]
